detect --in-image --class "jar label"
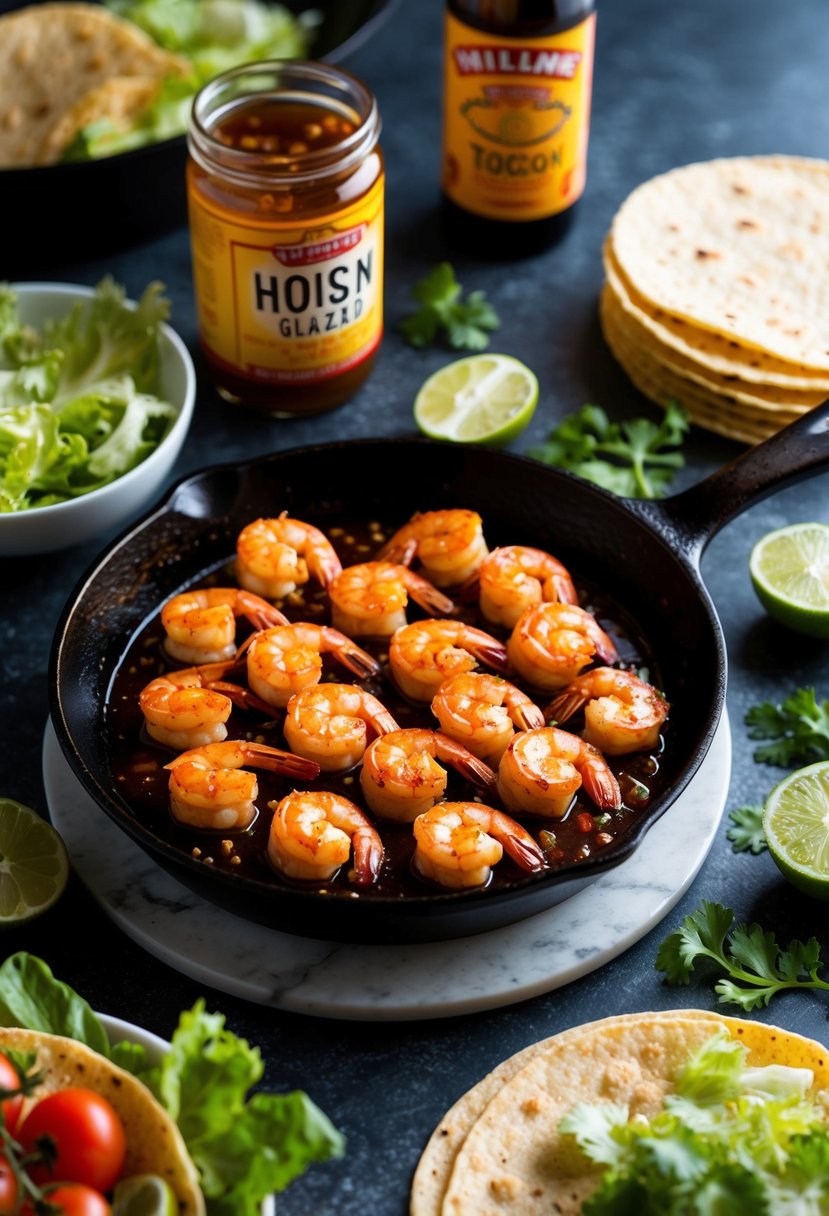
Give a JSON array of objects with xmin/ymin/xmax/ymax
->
[
  {"xmin": 189, "ymin": 174, "xmax": 384, "ymax": 384},
  {"xmin": 442, "ymin": 11, "xmax": 595, "ymax": 222}
]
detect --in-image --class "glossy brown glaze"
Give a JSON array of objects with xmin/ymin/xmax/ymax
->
[{"xmin": 105, "ymin": 517, "xmax": 668, "ymax": 900}]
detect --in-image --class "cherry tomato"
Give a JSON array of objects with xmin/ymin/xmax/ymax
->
[
  {"xmin": 0, "ymin": 1052, "xmax": 23, "ymax": 1134},
  {"xmin": 31, "ymin": 1184, "xmax": 111, "ymax": 1216},
  {"xmin": 0, "ymin": 1155, "xmax": 18, "ymax": 1214},
  {"xmin": 18, "ymin": 1088, "xmax": 126, "ymax": 1193}
]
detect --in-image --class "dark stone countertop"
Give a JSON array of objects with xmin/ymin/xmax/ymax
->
[{"xmin": 2, "ymin": 1, "xmax": 829, "ymax": 1212}]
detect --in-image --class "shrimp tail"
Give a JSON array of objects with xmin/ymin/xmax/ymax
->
[
  {"xmin": 512, "ymin": 701, "xmax": 546, "ymax": 731},
  {"xmin": 237, "ymin": 591, "xmax": 290, "ymax": 630},
  {"xmin": 503, "ymin": 834, "xmax": 547, "ymax": 874},
  {"xmin": 244, "ymin": 742, "xmax": 321, "ymax": 781},
  {"xmin": 544, "ymin": 689, "xmax": 586, "ymax": 724},
  {"xmin": 594, "ymin": 630, "xmax": 619, "ymax": 665},
  {"xmin": 548, "ymin": 572, "xmax": 579, "ymax": 606},
  {"xmin": 581, "ymin": 762, "xmax": 622, "ymax": 810},
  {"xmin": 433, "ymin": 732, "xmax": 498, "ymax": 791},
  {"xmin": 351, "ymin": 829, "xmax": 384, "ymax": 885},
  {"xmin": 207, "ymin": 680, "xmax": 279, "ymax": 718},
  {"xmin": 408, "ymin": 581, "xmax": 456, "ymax": 618},
  {"xmin": 475, "ymin": 642, "xmax": 510, "ymax": 674},
  {"xmin": 338, "ymin": 644, "xmax": 382, "ymax": 680},
  {"xmin": 457, "ymin": 571, "xmax": 481, "ymax": 603},
  {"xmin": 378, "ymin": 537, "xmax": 418, "ymax": 566}
]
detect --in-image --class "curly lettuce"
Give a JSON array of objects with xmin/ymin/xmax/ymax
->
[{"xmin": 0, "ymin": 279, "xmax": 177, "ymax": 513}]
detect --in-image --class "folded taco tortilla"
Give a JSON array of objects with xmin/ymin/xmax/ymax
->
[
  {"xmin": 0, "ymin": 1027, "xmax": 204, "ymax": 1215},
  {"xmin": 412, "ymin": 1010, "xmax": 829, "ymax": 1216}
]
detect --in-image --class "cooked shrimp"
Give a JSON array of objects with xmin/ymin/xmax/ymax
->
[
  {"xmin": 507, "ymin": 602, "xmax": 618, "ymax": 692},
  {"xmin": 497, "ymin": 726, "xmax": 621, "ymax": 819},
  {"xmin": 389, "ymin": 619, "xmax": 509, "ymax": 703},
  {"xmin": 377, "ymin": 509, "xmax": 489, "ymax": 587},
  {"xmin": 268, "ymin": 790, "xmax": 383, "ymax": 884},
  {"xmin": 412, "ymin": 801, "xmax": 547, "ymax": 889},
  {"xmin": 236, "ymin": 513, "xmax": 342, "ymax": 599},
  {"xmin": 545, "ymin": 667, "xmax": 669, "ymax": 756},
  {"xmin": 284, "ymin": 683, "xmax": 399, "ymax": 772},
  {"xmin": 165, "ymin": 741, "xmax": 319, "ymax": 830},
  {"xmin": 139, "ymin": 663, "xmax": 234, "ymax": 751},
  {"xmin": 360, "ymin": 727, "xmax": 497, "ymax": 822},
  {"xmin": 161, "ymin": 588, "xmax": 287, "ymax": 665},
  {"xmin": 245, "ymin": 622, "xmax": 380, "ymax": 709},
  {"xmin": 431, "ymin": 671, "xmax": 545, "ymax": 765},
  {"xmin": 328, "ymin": 561, "xmax": 454, "ymax": 638},
  {"xmin": 473, "ymin": 545, "xmax": 578, "ymax": 630}
]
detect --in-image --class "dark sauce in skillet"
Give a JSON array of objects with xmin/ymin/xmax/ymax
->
[{"xmin": 105, "ymin": 517, "xmax": 669, "ymax": 899}]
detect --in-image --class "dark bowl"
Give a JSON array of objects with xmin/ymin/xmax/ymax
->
[
  {"xmin": 0, "ymin": 0, "xmax": 397, "ymax": 272},
  {"xmin": 49, "ymin": 438, "xmax": 731, "ymax": 945}
]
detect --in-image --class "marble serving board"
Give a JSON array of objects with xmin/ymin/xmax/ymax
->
[{"xmin": 43, "ymin": 714, "xmax": 730, "ymax": 1021}]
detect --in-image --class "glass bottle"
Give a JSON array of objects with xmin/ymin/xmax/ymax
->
[
  {"xmin": 187, "ymin": 61, "xmax": 383, "ymax": 417},
  {"xmin": 442, "ymin": 0, "xmax": 596, "ymax": 256}
]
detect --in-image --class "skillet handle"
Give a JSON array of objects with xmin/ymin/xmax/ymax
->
[{"xmin": 639, "ymin": 398, "xmax": 829, "ymax": 565}]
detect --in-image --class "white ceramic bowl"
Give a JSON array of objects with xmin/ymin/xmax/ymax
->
[
  {"xmin": 0, "ymin": 283, "xmax": 195, "ymax": 557},
  {"xmin": 100, "ymin": 1013, "xmax": 275, "ymax": 1216}
]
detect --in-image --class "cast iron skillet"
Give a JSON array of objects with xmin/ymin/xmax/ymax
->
[
  {"xmin": 49, "ymin": 404, "xmax": 829, "ymax": 943},
  {"xmin": 0, "ymin": 0, "xmax": 397, "ymax": 272}
]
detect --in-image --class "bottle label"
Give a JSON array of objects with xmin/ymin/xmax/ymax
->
[
  {"xmin": 442, "ymin": 10, "xmax": 595, "ymax": 222},
  {"xmin": 188, "ymin": 174, "xmax": 384, "ymax": 385}
]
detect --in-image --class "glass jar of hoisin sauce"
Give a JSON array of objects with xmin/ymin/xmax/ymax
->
[
  {"xmin": 442, "ymin": 0, "xmax": 596, "ymax": 257},
  {"xmin": 187, "ymin": 61, "xmax": 383, "ymax": 416}
]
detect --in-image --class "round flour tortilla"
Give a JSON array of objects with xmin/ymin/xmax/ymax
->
[
  {"xmin": 430, "ymin": 1012, "xmax": 829, "ymax": 1216},
  {"xmin": 0, "ymin": 1027, "xmax": 204, "ymax": 1215},
  {"xmin": 410, "ymin": 1010, "xmax": 722, "ymax": 1216},
  {"xmin": 609, "ymin": 156, "xmax": 829, "ymax": 370},
  {"xmin": 602, "ymin": 242, "xmax": 829, "ymax": 391}
]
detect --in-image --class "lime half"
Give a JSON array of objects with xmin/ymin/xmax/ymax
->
[
  {"xmin": 0, "ymin": 799, "xmax": 68, "ymax": 925},
  {"xmin": 112, "ymin": 1175, "xmax": 178, "ymax": 1216},
  {"xmin": 414, "ymin": 353, "xmax": 539, "ymax": 446},
  {"xmin": 763, "ymin": 761, "xmax": 829, "ymax": 900},
  {"xmin": 749, "ymin": 522, "xmax": 829, "ymax": 638}
]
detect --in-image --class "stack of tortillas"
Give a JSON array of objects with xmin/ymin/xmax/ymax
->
[
  {"xmin": 600, "ymin": 156, "xmax": 829, "ymax": 445},
  {"xmin": 410, "ymin": 1010, "xmax": 829, "ymax": 1216}
]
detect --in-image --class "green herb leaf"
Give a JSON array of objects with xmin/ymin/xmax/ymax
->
[
  {"xmin": 399, "ymin": 263, "xmax": 500, "ymax": 351},
  {"xmin": 142, "ymin": 999, "xmax": 344, "ymax": 1214},
  {"xmin": 745, "ymin": 688, "xmax": 829, "ymax": 767},
  {"xmin": 563, "ymin": 1027, "xmax": 829, "ymax": 1214},
  {"xmin": 656, "ymin": 901, "xmax": 829, "ymax": 1009},
  {"xmin": 726, "ymin": 805, "xmax": 767, "ymax": 854},
  {"xmin": 0, "ymin": 953, "xmax": 112, "ymax": 1057},
  {"xmin": 526, "ymin": 400, "xmax": 689, "ymax": 499}
]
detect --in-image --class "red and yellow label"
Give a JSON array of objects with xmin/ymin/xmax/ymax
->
[
  {"xmin": 442, "ymin": 11, "xmax": 595, "ymax": 222},
  {"xmin": 188, "ymin": 175, "xmax": 384, "ymax": 385}
]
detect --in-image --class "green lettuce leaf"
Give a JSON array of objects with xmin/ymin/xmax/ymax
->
[
  {"xmin": 0, "ymin": 280, "xmax": 177, "ymax": 512},
  {"xmin": 141, "ymin": 998, "xmax": 345, "ymax": 1213}
]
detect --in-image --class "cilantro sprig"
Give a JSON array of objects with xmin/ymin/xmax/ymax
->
[
  {"xmin": 746, "ymin": 687, "xmax": 829, "ymax": 767},
  {"xmin": 656, "ymin": 900, "xmax": 829, "ymax": 1011},
  {"xmin": 526, "ymin": 401, "xmax": 689, "ymax": 499},
  {"xmin": 726, "ymin": 805, "xmax": 767, "ymax": 854},
  {"xmin": 399, "ymin": 263, "xmax": 500, "ymax": 351}
]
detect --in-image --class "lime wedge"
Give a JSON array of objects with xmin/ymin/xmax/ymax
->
[
  {"xmin": 112, "ymin": 1175, "xmax": 178, "ymax": 1216},
  {"xmin": 414, "ymin": 353, "xmax": 539, "ymax": 446},
  {"xmin": 0, "ymin": 799, "xmax": 68, "ymax": 925},
  {"xmin": 763, "ymin": 761, "xmax": 829, "ymax": 900},
  {"xmin": 749, "ymin": 522, "xmax": 829, "ymax": 638}
]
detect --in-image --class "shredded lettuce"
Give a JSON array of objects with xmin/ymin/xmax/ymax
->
[
  {"xmin": 560, "ymin": 1030, "xmax": 829, "ymax": 1214},
  {"xmin": 0, "ymin": 954, "xmax": 344, "ymax": 1214},
  {"xmin": 0, "ymin": 279, "xmax": 177, "ymax": 513},
  {"xmin": 62, "ymin": 0, "xmax": 320, "ymax": 160}
]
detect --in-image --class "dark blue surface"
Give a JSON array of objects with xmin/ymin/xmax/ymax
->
[{"xmin": 3, "ymin": 1, "xmax": 829, "ymax": 1213}]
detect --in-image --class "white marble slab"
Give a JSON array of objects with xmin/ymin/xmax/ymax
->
[{"xmin": 43, "ymin": 715, "xmax": 730, "ymax": 1022}]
